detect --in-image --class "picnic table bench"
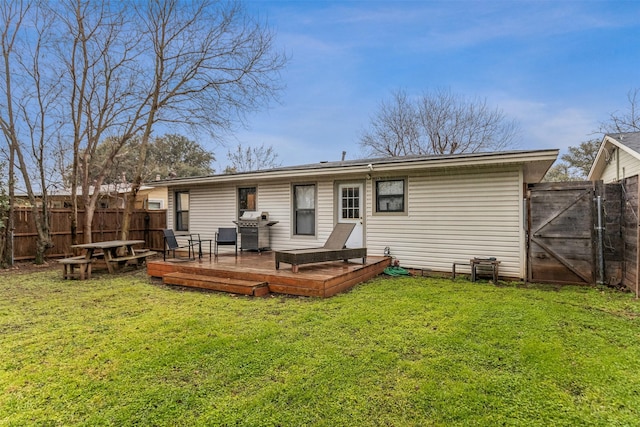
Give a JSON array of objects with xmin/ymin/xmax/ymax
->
[
  {"xmin": 109, "ymin": 250, "xmax": 158, "ymax": 267},
  {"xmin": 59, "ymin": 240, "xmax": 155, "ymax": 279},
  {"xmin": 58, "ymin": 256, "xmax": 92, "ymax": 280}
]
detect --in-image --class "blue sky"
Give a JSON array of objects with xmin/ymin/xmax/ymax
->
[{"xmin": 217, "ymin": 0, "xmax": 640, "ymax": 170}]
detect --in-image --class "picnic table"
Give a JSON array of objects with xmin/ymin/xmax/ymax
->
[{"xmin": 70, "ymin": 239, "xmax": 155, "ymax": 274}]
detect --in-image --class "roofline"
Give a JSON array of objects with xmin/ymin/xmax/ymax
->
[{"xmin": 151, "ymin": 149, "xmax": 560, "ymax": 187}]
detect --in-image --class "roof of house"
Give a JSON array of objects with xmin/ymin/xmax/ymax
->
[
  {"xmin": 608, "ymin": 132, "xmax": 640, "ymax": 151},
  {"xmin": 151, "ymin": 149, "xmax": 559, "ymax": 188},
  {"xmin": 588, "ymin": 132, "xmax": 640, "ymax": 180}
]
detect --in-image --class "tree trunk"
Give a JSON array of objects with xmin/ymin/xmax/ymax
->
[
  {"xmin": 83, "ymin": 199, "xmax": 96, "ymax": 244},
  {"xmin": 121, "ymin": 135, "xmax": 150, "ymax": 241},
  {"xmin": 1, "ymin": 147, "xmax": 15, "ymax": 267}
]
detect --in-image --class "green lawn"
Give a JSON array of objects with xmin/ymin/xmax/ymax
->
[{"xmin": 1, "ymin": 269, "xmax": 639, "ymax": 426}]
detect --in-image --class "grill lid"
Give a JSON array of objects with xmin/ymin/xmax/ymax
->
[
  {"xmin": 239, "ymin": 211, "xmax": 268, "ymax": 221},
  {"xmin": 234, "ymin": 211, "xmax": 277, "ymax": 227}
]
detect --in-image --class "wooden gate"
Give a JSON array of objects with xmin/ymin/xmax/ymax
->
[{"xmin": 527, "ymin": 182, "xmax": 598, "ymax": 285}]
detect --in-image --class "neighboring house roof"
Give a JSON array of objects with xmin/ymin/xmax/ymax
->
[
  {"xmin": 588, "ymin": 132, "xmax": 640, "ymax": 180},
  {"xmin": 43, "ymin": 184, "xmax": 157, "ymax": 197},
  {"xmin": 150, "ymin": 149, "xmax": 559, "ymax": 188},
  {"xmin": 16, "ymin": 183, "xmax": 160, "ymax": 199}
]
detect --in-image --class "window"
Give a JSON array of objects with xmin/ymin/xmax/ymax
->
[
  {"xmin": 175, "ymin": 191, "xmax": 189, "ymax": 231},
  {"xmin": 341, "ymin": 185, "xmax": 360, "ymax": 219},
  {"xmin": 294, "ymin": 184, "xmax": 315, "ymax": 235},
  {"xmin": 238, "ymin": 187, "xmax": 256, "ymax": 218},
  {"xmin": 375, "ymin": 179, "xmax": 405, "ymax": 213},
  {"xmin": 146, "ymin": 199, "xmax": 163, "ymax": 210}
]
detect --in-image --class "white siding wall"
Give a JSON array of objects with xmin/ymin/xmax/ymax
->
[
  {"xmin": 257, "ymin": 180, "xmax": 335, "ymax": 250},
  {"xmin": 189, "ymin": 186, "xmax": 236, "ymax": 241},
  {"xmin": 167, "ymin": 191, "xmax": 174, "ymax": 229},
  {"xmin": 601, "ymin": 148, "xmax": 640, "ymax": 183},
  {"xmin": 255, "ymin": 182, "xmax": 292, "ymax": 249},
  {"xmin": 181, "ymin": 180, "xmax": 338, "ymax": 251},
  {"xmin": 366, "ymin": 167, "xmax": 524, "ymax": 278},
  {"xmin": 165, "ymin": 185, "xmax": 236, "ymax": 247}
]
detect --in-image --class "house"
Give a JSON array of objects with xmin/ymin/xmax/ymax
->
[
  {"xmin": 16, "ymin": 184, "xmax": 168, "ymax": 210},
  {"xmin": 154, "ymin": 149, "xmax": 558, "ymax": 280},
  {"xmin": 589, "ymin": 132, "xmax": 640, "ymax": 182}
]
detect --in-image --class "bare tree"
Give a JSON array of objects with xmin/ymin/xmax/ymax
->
[
  {"xmin": 50, "ymin": 0, "xmax": 144, "ymax": 244},
  {"xmin": 360, "ymin": 88, "xmax": 519, "ymax": 157},
  {"xmin": 1, "ymin": 0, "xmax": 285, "ymax": 252},
  {"xmin": 226, "ymin": 143, "xmax": 281, "ymax": 173},
  {"xmin": 119, "ymin": 0, "xmax": 286, "ymax": 239},
  {"xmin": 602, "ymin": 88, "xmax": 640, "ymax": 133},
  {"xmin": 359, "ymin": 90, "xmax": 421, "ymax": 157},
  {"xmin": 0, "ymin": 0, "xmax": 57, "ymax": 264}
]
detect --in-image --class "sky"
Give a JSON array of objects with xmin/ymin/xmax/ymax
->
[{"xmin": 215, "ymin": 0, "xmax": 640, "ymax": 170}]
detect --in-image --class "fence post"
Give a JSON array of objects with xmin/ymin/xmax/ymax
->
[
  {"xmin": 623, "ymin": 181, "xmax": 640, "ymax": 299},
  {"xmin": 596, "ymin": 195, "xmax": 605, "ymax": 285}
]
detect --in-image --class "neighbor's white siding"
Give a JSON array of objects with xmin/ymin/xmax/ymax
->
[
  {"xmin": 600, "ymin": 148, "xmax": 640, "ymax": 183},
  {"xmin": 365, "ymin": 166, "xmax": 524, "ymax": 278}
]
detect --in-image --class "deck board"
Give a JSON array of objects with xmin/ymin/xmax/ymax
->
[
  {"xmin": 147, "ymin": 252, "xmax": 390, "ymax": 297},
  {"xmin": 163, "ymin": 272, "xmax": 269, "ymax": 296}
]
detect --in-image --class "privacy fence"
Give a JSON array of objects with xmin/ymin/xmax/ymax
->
[
  {"xmin": 527, "ymin": 175, "xmax": 639, "ymax": 296},
  {"xmin": 10, "ymin": 208, "xmax": 167, "ymax": 261}
]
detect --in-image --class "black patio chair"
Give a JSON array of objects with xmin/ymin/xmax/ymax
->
[
  {"xmin": 215, "ymin": 228, "xmax": 237, "ymax": 258},
  {"xmin": 162, "ymin": 229, "xmax": 197, "ymax": 261},
  {"xmin": 189, "ymin": 233, "xmax": 213, "ymax": 260}
]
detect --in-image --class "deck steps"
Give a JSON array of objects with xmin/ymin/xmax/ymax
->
[{"xmin": 162, "ymin": 272, "xmax": 270, "ymax": 296}]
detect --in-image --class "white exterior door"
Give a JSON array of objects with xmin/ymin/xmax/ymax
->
[{"xmin": 338, "ymin": 183, "xmax": 364, "ymax": 248}]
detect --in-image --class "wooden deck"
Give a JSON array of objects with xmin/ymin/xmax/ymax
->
[{"xmin": 147, "ymin": 252, "xmax": 391, "ymax": 297}]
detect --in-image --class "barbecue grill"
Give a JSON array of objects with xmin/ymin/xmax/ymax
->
[{"xmin": 233, "ymin": 211, "xmax": 278, "ymax": 252}]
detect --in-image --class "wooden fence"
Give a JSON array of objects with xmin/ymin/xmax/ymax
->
[
  {"xmin": 620, "ymin": 176, "xmax": 639, "ymax": 296},
  {"xmin": 11, "ymin": 208, "xmax": 167, "ymax": 261},
  {"xmin": 527, "ymin": 176, "xmax": 639, "ymax": 296}
]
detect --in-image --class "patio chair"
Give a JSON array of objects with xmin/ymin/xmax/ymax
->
[
  {"xmin": 189, "ymin": 233, "xmax": 213, "ymax": 260},
  {"xmin": 275, "ymin": 223, "xmax": 367, "ymax": 273},
  {"xmin": 215, "ymin": 227, "xmax": 238, "ymax": 258},
  {"xmin": 162, "ymin": 229, "xmax": 197, "ymax": 261}
]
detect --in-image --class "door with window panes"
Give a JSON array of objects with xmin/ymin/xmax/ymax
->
[{"xmin": 338, "ymin": 183, "xmax": 364, "ymax": 248}]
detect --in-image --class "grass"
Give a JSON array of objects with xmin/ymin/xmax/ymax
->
[{"xmin": 1, "ymin": 269, "xmax": 640, "ymax": 426}]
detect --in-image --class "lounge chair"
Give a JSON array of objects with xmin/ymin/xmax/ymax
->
[{"xmin": 275, "ymin": 223, "xmax": 367, "ymax": 273}]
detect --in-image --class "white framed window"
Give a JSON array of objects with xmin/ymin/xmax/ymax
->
[{"xmin": 375, "ymin": 178, "xmax": 406, "ymax": 214}]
